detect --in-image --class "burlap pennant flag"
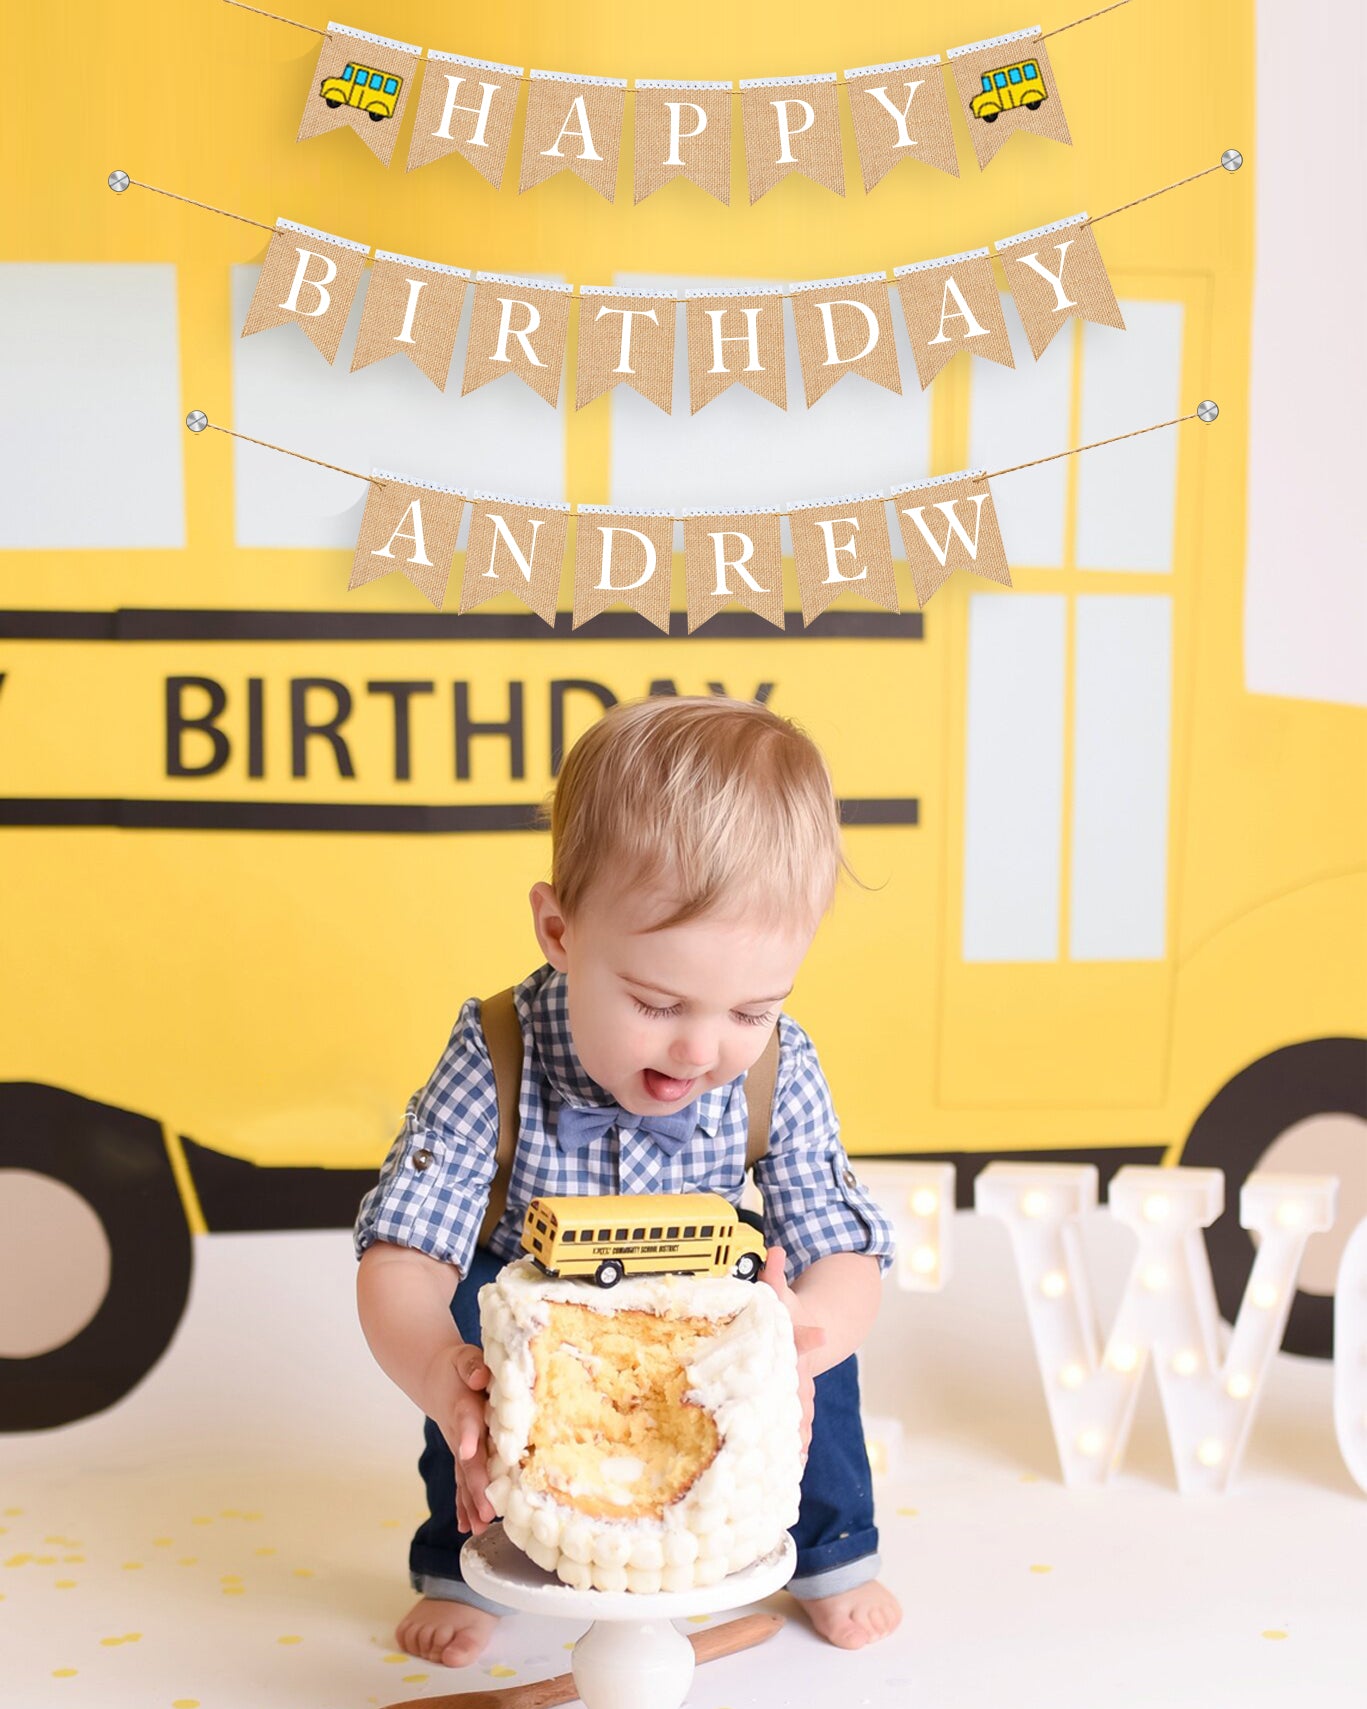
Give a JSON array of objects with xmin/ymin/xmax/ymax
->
[
  {"xmin": 684, "ymin": 286, "xmax": 787, "ymax": 413},
  {"xmin": 297, "ymin": 22, "xmax": 421, "ymax": 167},
  {"xmin": 572, "ymin": 508, "xmax": 675, "ymax": 632},
  {"xmin": 576, "ymin": 287, "xmax": 677, "ymax": 413},
  {"xmin": 894, "ymin": 248, "xmax": 1016, "ymax": 390},
  {"xmin": 890, "ymin": 470, "xmax": 1011, "ymax": 607},
  {"xmin": 946, "ymin": 27, "xmax": 1070, "ymax": 172},
  {"xmin": 461, "ymin": 273, "xmax": 573, "ymax": 407},
  {"xmin": 351, "ymin": 252, "xmax": 469, "ymax": 389},
  {"xmin": 634, "ymin": 79, "xmax": 733, "ymax": 205},
  {"xmin": 349, "ymin": 473, "xmax": 464, "ymax": 609},
  {"xmin": 459, "ymin": 491, "xmax": 570, "ymax": 627},
  {"xmin": 406, "ymin": 50, "xmax": 522, "ymax": 185},
  {"xmin": 241, "ymin": 220, "xmax": 370, "ymax": 365},
  {"xmin": 843, "ymin": 56, "xmax": 959, "ymax": 188},
  {"xmin": 519, "ymin": 70, "xmax": 627, "ymax": 202},
  {"xmin": 789, "ymin": 493, "xmax": 900, "ymax": 625},
  {"xmin": 682, "ymin": 509, "xmax": 785, "ymax": 634},
  {"xmin": 739, "ymin": 74, "xmax": 845, "ymax": 202},
  {"xmin": 790, "ymin": 273, "xmax": 901, "ymax": 407},
  {"xmin": 996, "ymin": 214, "xmax": 1125, "ymax": 360}
]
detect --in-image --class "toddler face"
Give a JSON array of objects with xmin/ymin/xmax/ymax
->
[{"xmin": 530, "ymin": 877, "xmax": 817, "ymax": 1115}]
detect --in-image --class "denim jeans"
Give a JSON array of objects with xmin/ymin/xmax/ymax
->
[{"xmin": 410, "ymin": 1230, "xmax": 881, "ymax": 1611}]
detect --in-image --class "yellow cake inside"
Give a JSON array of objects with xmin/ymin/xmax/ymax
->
[{"xmin": 522, "ymin": 1302, "xmax": 730, "ymax": 1520}]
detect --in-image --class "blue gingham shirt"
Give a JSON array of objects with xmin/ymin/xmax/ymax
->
[{"xmin": 355, "ymin": 963, "xmax": 895, "ymax": 1283}]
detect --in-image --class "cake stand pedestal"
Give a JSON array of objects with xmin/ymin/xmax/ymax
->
[{"xmin": 461, "ymin": 1524, "xmax": 795, "ymax": 1709}]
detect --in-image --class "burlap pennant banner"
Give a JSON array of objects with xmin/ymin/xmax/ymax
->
[
  {"xmin": 789, "ymin": 493, "xmax": 901, "ymax": 625},
  {"xmin": 946, "ymin": 27, "xmax": 1071, "ymax": 172},
  {"xmin": 739, "ymin": 74, "xmax": 845, "ymax": 202},
  {"xmin": 890, "ymin": 470, "xmax": 1011, "ymax": 606},
  {"xmin": 682, "ymin": 509, "xmax": 786, "ymax": 634},
  {"xmin": 461, "ymin": 273, "xmax": 573, "ymax": 407},
  {"xmin": 572, "ymin": 507, "xmax": 675, "ymax": 632},
  {"xmin": 350, "ymin": 473, "xmax": 464, "ymax": 609},
  {"xmin": 519, "ymin": 70, "xmax": 627, "ymax": 202},
  {"xmin": 894, "ymin": 248, "xmax": 1017, "ymax": 390},
  {"xmin": 996, "ymin": 214, "xmax": 1125, "ymax": 359},
  {"xmin": 351, "ymin": 251, "xmax": 469, "ymax": 389},
  {"xmin": 843, "ymin": 56, "xmax": 959, "ymax": 188},
  {"xmin": 298, "ymin": 22, "xmax": 421, "ymax": 167},
  {"xmin": 459, "ymin": 491, "xmax": 570, "ymax": 626},
  {"xmin": 241, "ymin": 220, "xmax": 369, "ymax": 364},
  {"xmin": 406, "ymin": 50, "xmax": 522, "ymax": 185},
  {"xmin": 684, "ymin": 286, "xmax": 787, "ymax": 414},
  {"xmin": 789, "ymin": 273, "xmax": 901, "ymax": 407},
  {"xmin": 633, "ymin": 79, "xmax": 733, "ymax": 205},
  {"xmin": 576, "ymin": 286, "xmax": 677, "ymax": 413}
]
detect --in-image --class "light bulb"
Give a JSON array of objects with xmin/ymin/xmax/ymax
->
[
  {"xmin": 1171, "ymin": 1349, "xmax": 1200, "ymax": 1376},
  {"xmin": 1275, "ymin": 1201, "xmax": 1305, "ymax": 1229},
  {"xmin": 1226, "ymin": 1373, "xmax": 1252, "ymax": 1400},
  {"xmin": 1060, "ymin": 1363, "xmax": 1085, "ymax": 1390},
  {"xmin": 1040, "ymin": 1270, "xmax": 1068, "ymax": 1299},
  {"xmin": 1108, "ymin": 1344, "xmax": 1139, "ymax": 1373},
  {"xmin": 1077, "ymin": 1429, "xmax": 1104, "ymax": 1458},
  {"xmin": 1022, "ymin": 1190, "xmax": 1049, "ymax": 1218},
  {"xmin": 1142, "ymin": 1264, "xmax": 1169, "ymax": 1292},
  {"xmin": 1251, "ymin": 1282, "xmax": 1278, "ymax": 1310},
  {"xmin": 1142, "ymin": 1194, "xmax": 1170, "ymax": 1223},
  {"xmin": 911, "ymin": 1188, "xmax": 939, "ymax": 1217},
  {"xmin": 910, "ymin": 1246, "xmax": 937, "ymax": 1275},
  {"xmin": 1197, "ymin": 1438, "xmax": 1225, "ymax": 1467}
]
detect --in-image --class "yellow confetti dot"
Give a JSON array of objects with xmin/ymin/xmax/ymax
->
[
  {"xmin": 687, "ymin": 1615, "xmax": 710, "ymax": 1624},
  {"xmin": 5, "ymin": 1553, "xmax": 32, "ymax": 1567},
  {"xmin": 173, "ymin": 1700, "xmax": 201, "ymax": 1707},
  {"xmin": 221, "ymin": 1573, "xmax": 243, "ymax": 1584},
  {"xmin": 178, "ymin": 1558, "xmax": 197, "ymax": 1567},
  {"xmin": 1019, "ymin": 1473, "xmax": 1039, "ymax": 1484},
  {"xmin": 35, "ymin": 1554, "xmax": 57, "ymax": 1565},
  {"xmin": 221, "ymin": 1508, "xmax": 242, "ymax": 1519},
  {"xmin": 563, "ymin": 1641, "xmax": 576, "ymax": 1650},
  {"xmin": 293, "ymin": 1567, "xmax": 315, "ymax": 1578},
  {"xmin": 243, "ymin": 1511, "xmax": 264, "ymax": 1521},
  {"xmin": 402, "ymin": 1676, "xmax": 427, "ymax": 1685},
  {"xmin": 62, "ymin": 1555, "xmax": 85, "ymax": 1564},
  {"xmin": 277, "ymin": 1635, "xmax": 303, "ymax": 1645},
  {"xmin": 121, "ymin": 1561, "xmax": 144, "ymax": 1571},
  {"xmin": 51, "ymin": 1668, "xmax": 77, "ymax": 1678},
  {"xmin": 3, "ymin": 1508, "xmax": 22, "ymax": 1517},
  {"xmin": 382, "ymin": 1653, "xmax": 407, "ymax": 1664},
  {"xmin": 191, "ymin": 1516, "xmax": 213, "ymax": 1527},
  {"xmin": 896, "ymin": 1507, "xmax": 919, "ymax": 1517},
  {"xmin": 254, "ymin": 1547, "xmax": 277, "ymax": 1557},
  {"xmin": 1029, "ymin": 1564, "xmax": 1053, "ymax": 1575},
  {"xmin": 55, "ymin": 1580, "xmax": 77, "ymax": 1589},
  {"xmin": 222, "ymin": 1585, "xmax": 246, "ymax": 1596},
  {"xmin": 489, "ymin": 1665, "xmax": 517, "ymax": 1678},
  {"xmin": 153, "ymin": 1537, "xmax": 173, "ymax": 1547},
  {"xmin": 1263, "ymin": 1630, "xmax": 1289, "ymax": 1641}
]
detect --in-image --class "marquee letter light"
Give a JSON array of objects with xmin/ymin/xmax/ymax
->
[
  {"xmin": 976, "ymin": 1163, "xmax": 1337, "ymax": 1492},
  {"xmin": 1335, "ymin": 1217, "xmax": 1367, "ymax": 1495},
  {"xmin": 855, "ymin": 1161, "xmax": 956, "ymax": 1293}
]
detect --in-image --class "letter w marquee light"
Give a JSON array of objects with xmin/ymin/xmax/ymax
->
[{"xmin": 976, "ymin": 1164, "xmax": 1339, "ymax": 1493}]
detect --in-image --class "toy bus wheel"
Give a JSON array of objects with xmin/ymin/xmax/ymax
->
[
  {"xmin": 325, "ymin": 98, "xmax": 342, "ymax": 108},
  {"xmin": 594, "ymin": 1260, "xmax": 624, "ymax": 1288},
  {"xmin": 981, "ymin": 110, "xmax": 999, "ymax": 122},
  {"xmin": 367, "ymin": 108, "xmax": 385, "ymax": 121},
  {"xmin": 1024, "ymin": 99, "xmax": 1042, "ymax": 110},
  {"xmin": 732, "ymin": 1252, "xmax": 761, "ymax": 1282}
]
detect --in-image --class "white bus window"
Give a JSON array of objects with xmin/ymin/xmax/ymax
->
[
  {"xmin": 0, "ymin": 263, "xmax": 184, "ymax": 548},
  {"xmin": 963, "ymin": 594, "xmax": 1067, "ymax": 962},
  {"xmin": 1069, "ymin": 596, "xmax": 1173, "ymax": 960},
  {"xmin": 967, "ymin": 293, "xmax": 1070, "ymax": 569},
  {"xmin": 231, "ymin": 265, "xmax": 567, "ymax": 548},
  {"xmin": 1076, "ymin": 300, "xmax": 1184, "ymax": 572}
]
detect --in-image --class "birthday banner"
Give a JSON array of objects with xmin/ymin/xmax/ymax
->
[
  {"xmin": 228, "ymin": 4, "xmax": 1136, "ymax": 195},
  {"xmin": 185, "ymin": 407, "xmax": 1214, "ymax": 624}
]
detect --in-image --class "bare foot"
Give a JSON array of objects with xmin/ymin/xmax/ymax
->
[
  {"xmin": 797, "ymin": 1578, "xmax": 902, "ymax": 1649},
  {"xmin": 395, "ymin": 1595, "xmax": 500, "ymax": 1668}
]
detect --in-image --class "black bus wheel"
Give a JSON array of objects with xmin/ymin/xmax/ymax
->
[
  {"xmin": 1180, "ymin": 1039, "xmax": 1367, "ymax": 1358},
  {"xmin": 594, "ymin": 1260, "xmax": 623, "ymax": 1287},
  {"xmin": 0, "ymin": 1084, "xmax": 192, "ymax": 1431},
  {"xmin": 733, "ymin": 1252, "xmax": 761, "ymax": 1281}
]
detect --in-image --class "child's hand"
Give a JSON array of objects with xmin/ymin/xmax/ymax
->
[
  {"xmin": 759, "ymin": 1245, "xmax": 827, "ymax": 1458},
  {"xmin": 424, "ymin": 1342, "xmax": 496, "ymax": 1536}
]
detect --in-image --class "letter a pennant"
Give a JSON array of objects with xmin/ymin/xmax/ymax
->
[
  {"xmin": 350, "ymin": 475, "xmax": 465, "ymax": 609},
  {"xmin": 890, "ymin": 471, "xmax": 1011, "ymax": 606},
  {"xmin": 240, "ymin": 220, "xmax": 370, "ymax": 364},
  {"xmin": 298, "ymin": 22, "xmax": 422, "ymax": 167},
  {"xmin": 519, "ymin": 71, "xmax": 627, "ymax": 202}
]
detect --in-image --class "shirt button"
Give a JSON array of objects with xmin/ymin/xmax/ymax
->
[
  {"xmin": 412, "ymin": 1148, "xmax": 434, "ymax": 1172},
  {"xmin": 843, "ymin": 1168, "xmax": 857, "ymax": 1187}
]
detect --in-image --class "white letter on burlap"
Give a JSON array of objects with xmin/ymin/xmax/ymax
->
[
  {"xmin": 891, "ymin": 470, "xmax": 1011, "ymax": 605},
  {"xmin": 406, "ymin": 52, "xmax": 521, "ymax": 185},
  {"xmin": 459, "ymin": 494, "xmax": 570, "ymax": 626},
  {"xmin": 349, "ymin": 474, "xmax": 464, "ymax": 610},
  {"xmin": 684, "ymin": 287, "xmax": 787, "ymax": 411},
  {"xmin": 682, "ymin": 509, "xmax": 785, "ymax": 633},
  {"xmin": 789, "ymin": 494, "xmax": 901, "ymax": 625},
  {"xmin": 571, "ymin": 508, "xmax": 675, "ymax": 632},
  {"xmin": 976, "ymin": 1164, "xmax": 1339, "ymax": 1492},
  {"xmin": 519, "ymin": 70, "xmax": 627, "ymax": 201},
  {"xmin": 996, "ymin": 214, "xmax": 1125, "ymax": 360},
  {"xmin": 844, "ymin": 56, "xmax": 959, "ymax": 186},
  {"xmin": 462, "ymin": 274, "xmax": 573, "ymax": 407},
  {"xmin": 241, "ymin": 220, "xmax": 370, "ymax": 364}
]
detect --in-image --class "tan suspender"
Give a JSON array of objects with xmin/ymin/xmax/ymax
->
[{"xmin": 475, "ymin": 984, "xmax": 780, "ymax": 1250}]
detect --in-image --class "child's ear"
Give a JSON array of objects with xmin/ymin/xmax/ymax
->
[{"xmin": 529, "ymin": 881, "xmax": 570, "ymax": 971}]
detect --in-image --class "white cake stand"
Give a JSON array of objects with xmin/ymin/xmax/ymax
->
[{"xmin": 462, "ymin": 1524, "xmax": 795, "ymax": 1709}]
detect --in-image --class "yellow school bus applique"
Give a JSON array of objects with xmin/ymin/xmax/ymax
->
[
  {"xmin": 522, "ymin": 1193, "xmax": 767, "ymax": 1288},
  {"xmin": 970, "ymin": 59, "xmax": 1048, "ymax": 122},
  {"xmin": 320, "ymin": 62, "xmax": 403, "ymax": 121}
]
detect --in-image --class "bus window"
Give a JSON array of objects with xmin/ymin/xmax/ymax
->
[
  {"xmin": 384, "ymin": 77, "xmax": 398, "ymax": 94},
  {"xmin": 683, "ymin": 1226, "xmax": 696, "ymax": 1239},
  {"xmin": 981, "ymin": 74, "xmax": 992, "ymax": 92},
  {"xmin": 342, "ymin": 65, "xmax": 355, "ymax": 81},
  {"xmin": 615, "ymin": 1227, "xmax": 628, "ymax": 1241},
  {"xmin": 370, "ymin": 72, "xmax": 385, "ymax": 89},
  {"xmin": 701, "ymin": 1224, "xmax": 714, "ymax": 1238},
  {"xmin": 632, "ymin": 1227, "xmax": 645, "ymax": 1240},
  {"xmin": 994, "ymin": 72, "xmax": 1007, "ymax": 89},
  {"xmin": 597, "ymin": 1227, "xmax": 611, "ymax": 1241},
  {"xmin": 1024, "ymin": 62, "xmax": 1038, "ymax": 77},
  {"xmin": 562, "ymin": 1229, "xmax": 575, "ymax": 1243},
  {"xmin": 666, "ymin": 1226, "xmax": 679, "ymax": 1239},
  {"xmin": 1009, "ymin": 67, "xmax": 1022, "ymax": 84},
  {"xmin": 649, "ymin": 1226, "xmax": 662, "ymax": 1240}
]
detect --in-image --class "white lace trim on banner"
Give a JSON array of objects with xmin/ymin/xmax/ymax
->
[
  {"xmin": 891, "ymin": 468, "xmax": 987, "ymax": 493},
  {"xmin": 789, "ymin": 491, "xmax": 887, "ymax": 512},
  {"xmin": 466, "ymin": 490, "xmax": 571, "ymax": 513},
  {"xmin": 577, "ymin": 505, "xmax": 677, "ymax": 519},
  {"xmin": 277, "ymin": 219, "xmax": 369, "ymax": 254},
  {"xmin": 682, "ymin": 283, "xmax": 786, "ymax": 299},
  {"xmin": 789, "ymin": 271, "xmax": 887, "ymax": 294},
  {"xmin": 372, "ymin": 469, "xmax": 464, "ymax": 497},
  {"xmin": 739, "ymin": 72, "xmax": 837, "ymax": 89},
  {"xmin": 373, "ymin": 250, "xmax": 471, "ymax": 278},
  {"xmin": 579, "ymin": 284, "xmax": 679, "ymax": 299},
  {"xmin": 328, "ymin": 21, "xmax": 420, "ymax": 57},
  {"xmin": 947, "ymin": 26, "xmax": 1042, "ymax": 60},
  {"xmin": 996, "ymin": 213, "xmax": 1089, "ymax": 250},
  {"xmin": 426, "ymin": 49, "xmax": 522, "ymax": 76},
  {"xmin": 530, "ymin": 68, "xmax": 628, "ymax": 88},
  {"xmin": 474, "ymin": 272, "xmax": 574, "ymax": 293},
  {"xmin": 845, "ymin": 55, "xmax": 941, "ymax": 78},
  {"xmin": 682, "ymin": 505, "xmax": 785, "ymax": 518},
  {"xmin": 635, "ymin": 77, "xmax": 731, "ymax": 90},
  {"xmin": 895, "ymin": 247, "xmax": 991, "ymax": 275}
]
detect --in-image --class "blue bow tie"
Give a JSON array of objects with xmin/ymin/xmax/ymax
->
[{"xmin": 556, "ymin": 1099, "xmax": 699, "ymax": 1156}]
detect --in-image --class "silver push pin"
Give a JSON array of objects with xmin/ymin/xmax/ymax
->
[
  {"xmin": 1220, "ymin": 150, "xmax": 1243, "ymax": 172},
  {"xmin": 185, "ymin": 411, "xmax": 209, "ymax": 433},
  {"xmin": 108, "ymin": 169, "xmax": 131, "ymax": 193},
  {"xmin": 1197, "ymin": 400, "xmax": 1219, "ymax": 423}
]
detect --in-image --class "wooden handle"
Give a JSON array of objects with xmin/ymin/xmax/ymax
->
[{"xmin": 687, "ymin": 1611, "xmax": 785, "ymax": 1664}]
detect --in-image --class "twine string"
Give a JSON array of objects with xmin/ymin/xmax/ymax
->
[
  {"xmin": 1039, "ymin": 0, "xmax": 1132, "ymax": 43},
  {"xmin": 126, "ymin": 177, "xmax": 276, "ymax": 232},
  {"xmin": 221, "ymin": 0, "xmax": 325, "ymax": 35},
  {"xmin": 1087, "ymin": 162, "xmax": 1226, "ymax": 227},
  {"xmin": 206, "ymin": 422, "xmax": 383, "ymax": 485}
]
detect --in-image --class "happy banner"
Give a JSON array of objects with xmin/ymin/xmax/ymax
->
[{"xmin": 271, "ymin": 6, "xmax": 1134, "ymax": 194}]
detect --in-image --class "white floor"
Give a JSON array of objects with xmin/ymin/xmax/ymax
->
[{"xmin": 1, "ymin": 1214, "xmax": 1363, "ymax": 1709}]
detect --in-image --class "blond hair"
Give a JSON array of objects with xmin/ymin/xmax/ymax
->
[{"xmin": 543, "ymin": 696, "xmax": 859, "ymax": 931}]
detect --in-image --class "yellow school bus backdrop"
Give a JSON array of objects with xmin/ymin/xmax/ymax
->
[{"xmin": 1, "ymin": 1, "xmax": 1363, "ymax": 1428}]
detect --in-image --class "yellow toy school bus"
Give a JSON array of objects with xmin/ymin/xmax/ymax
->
[
  {"xmin": 523, "ymin": 1194, "xmax": 768, "ymax": 1287},
  {"xmin": 970, "ymin": 59, "xmax": 1048, "ymax": 122},
  {"xmin": 320, "ymin": 62, "xmax": 403, "ymax": 121}
]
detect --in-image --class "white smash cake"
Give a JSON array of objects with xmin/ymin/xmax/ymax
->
[{"xmin": 480, "ymin": 1257, "xmax": 802, "ymax": 1593}]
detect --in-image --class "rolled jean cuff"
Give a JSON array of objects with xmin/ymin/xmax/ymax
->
[
  {"xmin": 410, "ymin": 1570, "xmax": 515, "ymax": 1618},
  {"xmin": 786, "ymin": 1550, "xmax": 881, "ymax": 1603}
]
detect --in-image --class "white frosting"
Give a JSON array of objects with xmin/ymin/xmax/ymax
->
[{"xmin": 480, "ymin": 1257, "xmax": 801, "ymax": 1592}]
